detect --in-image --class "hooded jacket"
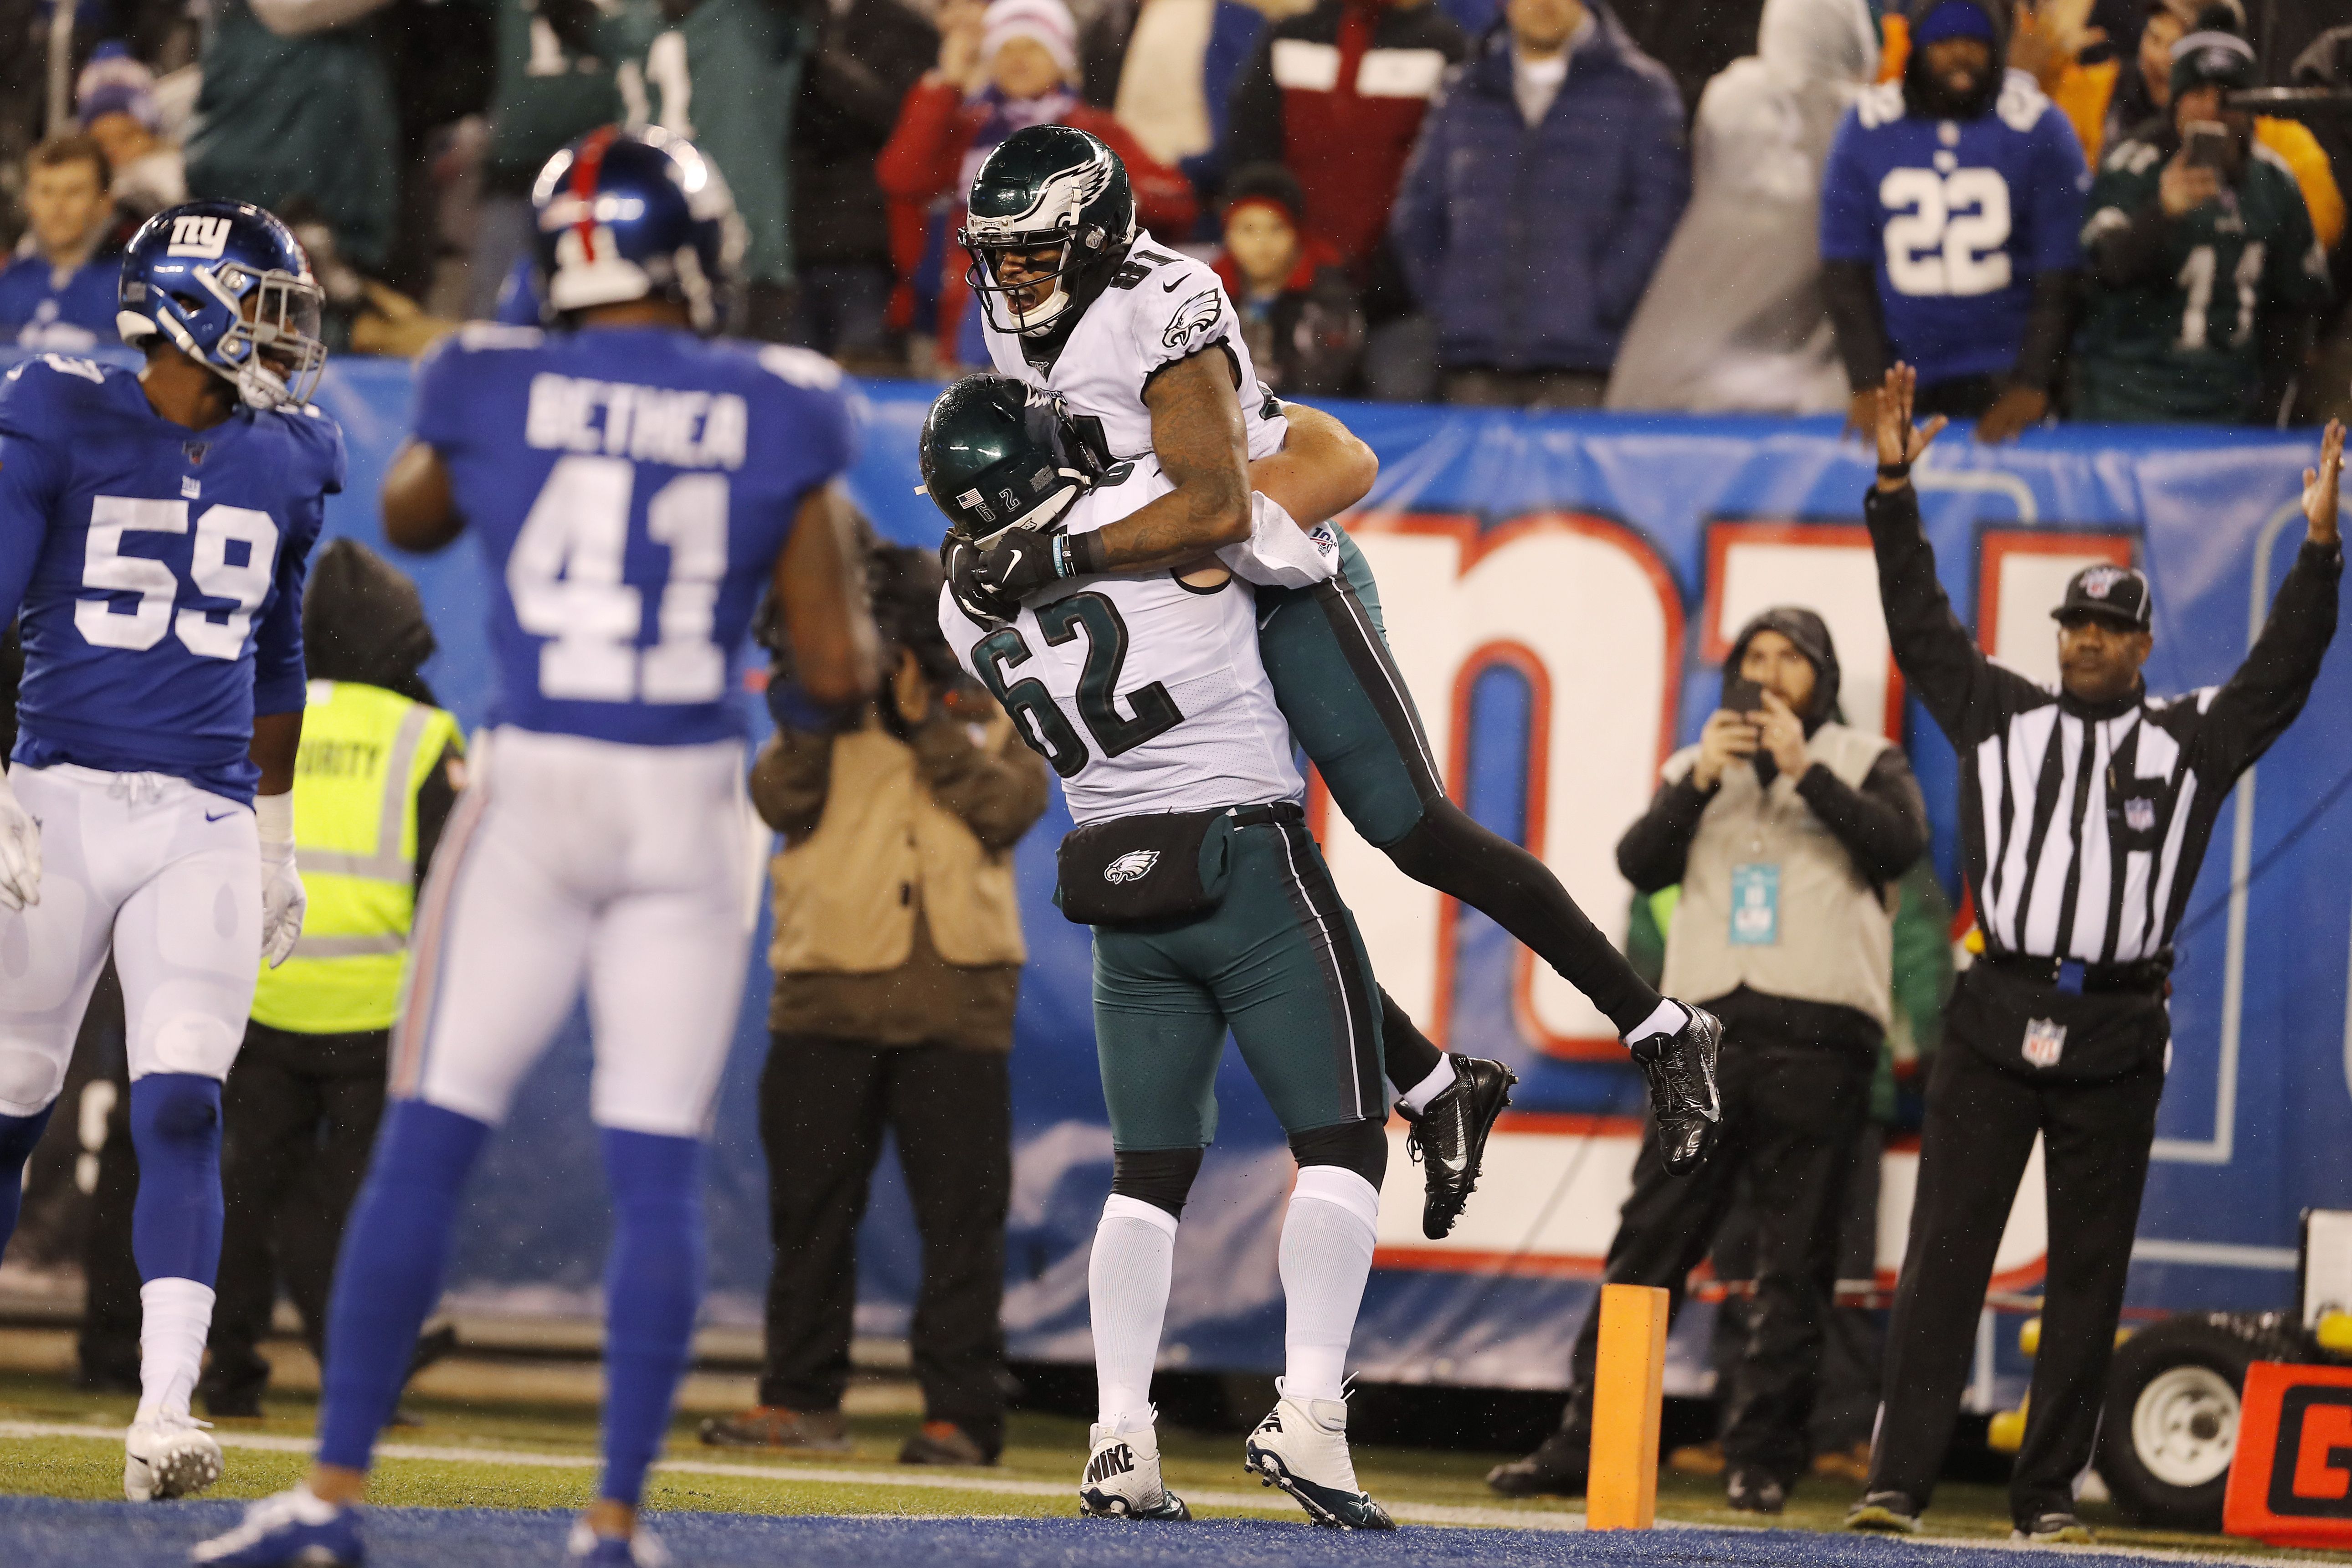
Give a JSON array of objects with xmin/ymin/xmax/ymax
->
[
  {"xmin": 303, "ymin": 537, "xmax": 437, "ymax": 706},
  {"xmin": 1388, "ymin": 0, "xmax": 1690, "ymax": 372},
  {"xmin": 1608, "ymin": 0, "xmax": 1878, "ymax": 411},
  {"xmin": 1617, "ymin": 608, "xmax": 1929, "ymax": 1031}
]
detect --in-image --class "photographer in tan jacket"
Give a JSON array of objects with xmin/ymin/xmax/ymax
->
[{"xmin": 703, "ymin": 544, "xmax": 1049, "ymax": 1467}]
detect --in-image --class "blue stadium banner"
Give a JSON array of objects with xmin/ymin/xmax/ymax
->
[{"xmin": 12, "ymin": 348, "xmax": 2347, "ymax": 1395}]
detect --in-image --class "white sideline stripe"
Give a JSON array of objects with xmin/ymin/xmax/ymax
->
[
  {"xmin": 0, "ymin": 1421, "xmax": 1577, "ymax": 1530},
  {"xmin": 0, "ymin": 1421, "xmax": 2316, "ymax": 1562}
]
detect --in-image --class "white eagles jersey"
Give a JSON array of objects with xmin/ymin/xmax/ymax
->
[
  {"xmin": 940, "ymin": 463, "xmax": 1339, "ymax": 826},
  {"xmin": 982, "ymin": 231, "xmax": 1289, "ymax": 464}
]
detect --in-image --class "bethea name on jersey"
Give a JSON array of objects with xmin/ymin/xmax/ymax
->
[{"xmin": 523, "ymin": 372, "xmax": 749, "ymax": 470}]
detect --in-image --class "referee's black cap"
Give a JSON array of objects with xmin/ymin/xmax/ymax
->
[{"xmin": 2052, "ymin": 563, "xmax": 2152, "ymax": 628}]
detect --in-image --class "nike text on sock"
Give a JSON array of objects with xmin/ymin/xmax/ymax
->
[
  {"xmin": 1397, "ymin": 1054, "xmax": 1457, "ymax": 1116},
  {"xmin": 1090, "ymin": 1196, "xmax": 1177, "ymax": 1430},
  {"xmin": 137, "ymin": 1277, "xmax": 216, "ymax": 1424},
  {"xmin": 1279, "ymin": 1167, "xmax": 1379, "ymax": 1407}
]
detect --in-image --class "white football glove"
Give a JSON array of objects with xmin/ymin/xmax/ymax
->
[
  {"xmin": 255, "ymin": 792, "xmax": 306, "ymax": 968},
  {"xmin": 0, "ymin": 770, "xmax": 41, "ymax": 912}
]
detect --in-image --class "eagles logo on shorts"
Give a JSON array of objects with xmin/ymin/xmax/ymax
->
[{"xmin": 1162, "ymin": 289, "xmax": 1224, "ymax": 352}]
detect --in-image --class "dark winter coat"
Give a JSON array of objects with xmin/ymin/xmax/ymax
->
[
  {"xmin": 793, "ymin": 0, "xmax": 938, "ymax": 268},
  {"xmin": 1389, "ymin": 11, "xmax": 1689, "ymax": 371}
]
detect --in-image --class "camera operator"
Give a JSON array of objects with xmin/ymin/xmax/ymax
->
[
  {"xmin": 1851, "ymin": 366, "xmax": 2345, "ymax": 1541},
  {"xmin": 702, "ymin": 541, "xmax": 1049, "ymax": 1467},
  {"xmin": 1490, "ymin": 607, "xmax": 1927, "ymax": 1511}
]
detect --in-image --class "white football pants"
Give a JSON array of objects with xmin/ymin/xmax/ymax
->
[
  {"xmin": 390, "ymin": 726, "xmax": 754, "ymax": 1138},
  {"xmin": 0, "ymin": 764, "xmax": 261, "ymax": 1117}
]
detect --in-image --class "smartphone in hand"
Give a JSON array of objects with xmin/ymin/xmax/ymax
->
[
  {"xmin": 1721, "ymin": 674, "xmax": 1766, "ymax": 716},
  {"xmin": 2184, "ymin": 120, "xmax": 2231, "ymax": 171}
]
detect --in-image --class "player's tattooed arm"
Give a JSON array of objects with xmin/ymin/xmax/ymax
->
[
  {"xmin": 380, "ymin": 440, "xmax": 463, "ymax": 552},
  {"xmin": 1084, "ymin": 351, "xmax": 1253, "ymax": 572},
  {"xmin": 1248, "ymin": 401, "xmax": 1377, "ymax": 528},
  {"xmin": 774, "ymin": 481, "xmax": 882, "ymax": 707}
]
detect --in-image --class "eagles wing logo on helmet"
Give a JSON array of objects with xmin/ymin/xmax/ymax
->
[
  {"xmin": 1162, "ymin": 288, "xmax": 1224, "ymax": 352},
  {"xmin": 968, "ymin": 149, "xmax": 1115, "ymax": 246},
  {"xmin": 1104, "ymin": 850, "xmax": 1160, "ymax": 884}
]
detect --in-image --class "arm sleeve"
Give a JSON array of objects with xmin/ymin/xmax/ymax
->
[
  {"xmin": 748, "ymin": 728, "xmax": 839, "ymax": 839},
  {"xmin": 1614, "ymin": 773, "xmax": 1715, "ymax": 893},
  {"xmin": 2194, "ymin": 538, "xmax": 2342, "ymax": 781},
  {"xmin": 1795, "ymin": 747, "xmax": 1931, "ymax": 885},
  {"xmin": 1822, "ymin": 260, "xmax": 1892, "ymax": 392},
  {"xmin": 1864, "ymin": 481, "xmax": 2047, "ymax": 746},
  {"xmin": 910, "ymin": 707, "xmax": 1051, "ymax": 852},
  {"xmin": 252, "ymin": 509, "xmax": 317, "ymax": 717},
  {"xmin": 411, "ymin": 741, "xmax": 462, "ymax": 897},
  {"xmin": 1594, "ymin": 77, "xmax": 1690, "ymax": 328},
  {"xmin": 1817, "ymin": 115, "xmax": 1879, "ymax": 264},
  {"xmin": 0, "ymin": 429, "xmax": 61, "ymax": 630}
]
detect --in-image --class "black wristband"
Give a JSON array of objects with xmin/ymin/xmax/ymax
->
[
  {"xmin": 1877, "ymin": 460, "xmax": 1910, "ymax": 480},
  {"xmin": 1066, "ymin": 528, "xmax": 1109, "ymax": 578}
]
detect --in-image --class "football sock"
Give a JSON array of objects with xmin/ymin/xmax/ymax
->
[
  {"xmin": 135, "ymin": 1278, "xmax": 215, "ymax": 1424},
  {"xmin": 1377, "ymin": 987, "xmax": 1443, "ymax": 1092},
  {"xmin": 599, "ymin": 1127, "xmax": 706, "ymax": 1508},
  {"xmin": 1089, "ymin": 1195, "xmax": 1177, "ymax": 1430},
  {"xmin": 1397, "ymin": 1054, "xmax": 1457, "ymax": 1116},
  {"xmin": 128, "ymin": 1074, "xmax": 224, "ymax": 1286},
  {"xmin": 1385, "ymin": 799, "xmax": 1663, "ymax": 1035},
  {"xmin": 317, "ymin": 1100, "xmax": 490, "ymax": 1473},
  {"xmin": 0, "ymin": 1104, "xmax": 57, "ymax": 1258},
  {"xmin": 1625, "ymin": 998, "xmax": 1691, "ymax": 1052},
  {"xmin": 1279, "ymin": 1165, "xmax": 1380, "ymax": 1407}
]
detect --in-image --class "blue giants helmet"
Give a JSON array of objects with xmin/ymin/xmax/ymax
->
[
  {"xmin": 530, "ymin": 125, "xmax": 743, "ymax": 333},
  {"xmin": 117, "ymin": 200, "xmax": 327, "ymax": 410}
]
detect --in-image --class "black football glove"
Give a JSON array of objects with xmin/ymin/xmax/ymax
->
[{"xmin": 941, "ymin": 534, "xmax": 1020, "ymax": 625}]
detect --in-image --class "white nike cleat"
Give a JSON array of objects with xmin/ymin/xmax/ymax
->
[
  {"xmin": 1243, "ymin": 1382, "xmax": 1393, "ymax": 1530},
  {"xmin": 1078, "ymin": 1413, "xmax": 1190, "ymax": 1521},
  {"xmin": 125, "ymin": 1413, "xmax": 223, "ymax": 1501}
]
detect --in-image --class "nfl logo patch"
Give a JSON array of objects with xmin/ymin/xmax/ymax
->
[
  {"xmin": 2080, "ymin": 565, "xmax": 2129, "ymax": 600},
  {"xmin": 2125, "ymin": 797, "xmax": 2156, "ymax": 833},
  {"xmin": 2023, "ymin": 1018, "xmax": 2067, "ymax": 1069}
]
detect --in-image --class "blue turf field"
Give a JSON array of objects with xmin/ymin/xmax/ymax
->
[{"xmin": 0, "ymin": 1497, "xmax": 2275, "ymax": 1568}]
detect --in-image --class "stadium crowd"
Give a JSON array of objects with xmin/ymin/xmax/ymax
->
[{"xmin": 5, "ymin": 0, "xmax": 2352, "ymax": 423}]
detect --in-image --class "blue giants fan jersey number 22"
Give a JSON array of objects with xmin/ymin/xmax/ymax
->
[{"xmin": 410, "ymin": 323, "xmax": 860, "ymax": 745}]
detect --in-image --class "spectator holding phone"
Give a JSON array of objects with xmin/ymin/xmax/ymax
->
[
  {"xmin": 2073, "ymin": 7, "xmax": 2334, "ymax": 423},
  {"xmin": 1489, "ymin": 608, "xmax": 1927, "ymax": 1514}
]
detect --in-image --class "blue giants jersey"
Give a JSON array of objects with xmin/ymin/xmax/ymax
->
[
  {"xmin": 0, "ymin": 353, "xmax": 338, "ymax": 803},
  {"xmin": 410, "ymin": 324, "xmax": 860, "ymax": 745},
  {"xmin": 1820, "ymin": 72, "xmax": 2090, "ymax": 387}
]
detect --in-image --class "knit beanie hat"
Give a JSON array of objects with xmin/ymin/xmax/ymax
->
[
  {"xmin": 982, "ymin": 0, "xmax": 1080, "ymax": 83},
  {"xmin": 2170, "ymin": 5, "xmax": 2258, "ymax": 101},
  {"xmin": 76, "ymin": 41, "xmax": 161, "ymax": 131}
]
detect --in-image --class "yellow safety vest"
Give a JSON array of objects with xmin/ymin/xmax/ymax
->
[{"xmin": 249, "ymin": 680, "xmax": 463, "ymax": 1035}]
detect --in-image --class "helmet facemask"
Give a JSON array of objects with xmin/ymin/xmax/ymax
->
[
  {"xmin": 144, "ymin": 259, "xmax": 326, "ymax": 410},
  {"xmin": 963, "ymin": 229, "xmax": 1107, "ymax": 337},
  {"xmin": 959, "ymin": 137, "xmax": 1131, "ymax": 338}
]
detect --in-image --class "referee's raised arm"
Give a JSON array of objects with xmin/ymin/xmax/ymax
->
[{"xmin": 1862, "ymin": 363, "xmax": 2047, "ymax": 750}]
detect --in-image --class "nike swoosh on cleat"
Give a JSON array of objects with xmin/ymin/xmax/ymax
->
[{"xmin": 1441, "ymin": 1154, "xmax": 1468, "ymax": 1172}]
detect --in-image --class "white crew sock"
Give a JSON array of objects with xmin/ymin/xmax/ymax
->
[
  {"xmin": 1397, "ymin": 1055, "xmax": 1457, "ymax": 1116},
  {"xmin": 136, "ymin": 1277, "xmax": 216, "ymax": 1424},
  {"xmin": 1089, "ymin": 1195, "xmax": 1177, "ymax": 1430},
  {"xmin": 1279, "ymin": 1166, "xmax": 1380, "ymax": 1406},
  {"xmin": 1625, "ymin": 997, "xmax": 1690, "ymax": 1048}
]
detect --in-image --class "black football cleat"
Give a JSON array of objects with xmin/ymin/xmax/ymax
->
[
  {"xmin": 1629, "ymin": 1004, "xmax": 1722, "ymax": 1176},
  {"xmin": 1400, "ymin": 1055, "xmax": 1517, "ymax": 1239}
]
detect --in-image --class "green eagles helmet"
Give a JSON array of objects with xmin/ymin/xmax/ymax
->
[
  {"xmin": 919, "ymin": 374, "xmax": 1110, "ymax": 545},
  {"xmin": 959, "ymin": 124, "xmax": 1136, "ymax": 338}
]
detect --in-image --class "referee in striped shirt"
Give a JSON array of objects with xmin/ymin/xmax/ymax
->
[{"xmin": 1847, "ymin": 366, "xmax": 2346, "ymax": 1543}]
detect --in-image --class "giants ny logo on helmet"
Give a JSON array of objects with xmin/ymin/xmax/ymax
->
[{"xmin": 166, "ymin": 215, "xmax": 233, "ymax": 259}]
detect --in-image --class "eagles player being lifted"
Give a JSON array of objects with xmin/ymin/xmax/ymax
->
[
  {"xmin": 927, "ymin": 373, "xmax": 1397, "ymax": 1530},
  {"xmin": 945, "ymin": 125, "xmax": 1727, "ymax": 1214}
]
